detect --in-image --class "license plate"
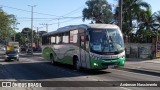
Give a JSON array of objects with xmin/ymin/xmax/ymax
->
[{"xmin": 108, "ymin": 65, "xmax": 115, "ymax": 69}]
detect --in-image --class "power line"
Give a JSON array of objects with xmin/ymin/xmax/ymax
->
[
  {"xmin": 1, "ymin": 5, "xmax": 84, "ymax": 21},
  {"xmin": 17, "ymin": 16, "xmax": 82, "ymax": 20},
  {"xmin": 45, "ymin": 5, "xmax": 85, "ymax": 24},
  {"xmin": 62, "ymin": 5, "xmax": 85, "ymax": 17},
  {"xmin": 40, "ymin": 23, "xmax": 52, "ymax": 32},
  {"xmin": 1, "ymin": 5, "xmax": 77, "ymax": 18},
  {"xmin": 51, "ymin": 17, "xmax": 82, "ymax": 24},
  {"xmin": 1, "ymin": 4, "xmax": 85, "ymax": 30}
]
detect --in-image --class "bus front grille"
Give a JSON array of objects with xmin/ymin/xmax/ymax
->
[
  {"xmin": 101, "ymin": 62, "xmax": 119, "ymax": 66},
  {"xmin": 103, "ymin": 58, "xmax": 118, "ymax": 61}
]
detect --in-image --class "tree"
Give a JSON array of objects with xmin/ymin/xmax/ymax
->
[
  {"xmin": 21, "ymin": 28, "xmax": 32, "ymax": 44},
  {"xmin": 114, "ymin": 0, "xmax": 151, "ymax": 35},
  {"xmin": 0, "ymin": 8, "xmax": 17, "ymax": 42},
  {"xmin": 82, "ymin": 0, "xmax": 113, "ymax": 23},
  {"xmin": 151, "ymin": 11, "xmax": 160, "ymax": 36},
  {"xmin": 36, "ymin": 31, "xmax": 47, "ymax": 47},
  {"xmin": 21, "ymin": 27, "xmax": 37, "ymax": 46},
  {"xmin": 153, "ymin": 11, "xmax": 160, "ymax": 28},
  {"xmin": 15, "ymin": 32, "xmax": 26, "ymax": 45},
  {"xmin": 136, "ymin": 10, "xmax": 154, "ymax": 36}
]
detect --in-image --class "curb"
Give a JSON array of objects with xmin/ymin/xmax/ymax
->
[{"xmin": 117, "ymin": 67, "xmax": 160, "ymax": 77}]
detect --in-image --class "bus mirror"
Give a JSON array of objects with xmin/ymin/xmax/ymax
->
[{"xmin": 86, "ymin": 35, "xmax": 89, "ymax": 41}]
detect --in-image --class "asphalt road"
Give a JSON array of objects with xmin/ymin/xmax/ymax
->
[{"xmin": 0, "ymin": 55, "xmax": 160, "ymax": 90}]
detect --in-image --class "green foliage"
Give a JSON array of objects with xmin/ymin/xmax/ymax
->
[
  {"xmin": 115, "ymin": 0, "xmax": 151, "ymax": 35},
  {"xmin": 0, "ymin": 8, "xmax": 18, "ymax": 42},
  {"xmin": 82, "ymin": 0, "xmax": 113, "ymax": 23},
  {"xmin": 21, "ymin": 27, "xmax": 33, "ymax": 44},
  {"xmin": 15, "ymin": 32, "xmax": 26, "ymax": 45},
  {"xmin": 21, "ymin": 27, "xmax": 46, "ymax": 46},
  {"xmin": 153, "ymin": 11, "xmax": 160, "ymax": 28}
]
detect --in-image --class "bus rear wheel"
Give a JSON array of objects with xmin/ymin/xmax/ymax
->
[{"xmin": 50, "ymin": 54, "xmax": 55, "ymax": 65}]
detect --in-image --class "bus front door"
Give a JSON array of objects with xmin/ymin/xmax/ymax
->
[{"xmin": 79, "ymin": 34, "xmax": 90, "ymax": 68}]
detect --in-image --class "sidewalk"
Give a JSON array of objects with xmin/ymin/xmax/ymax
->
[{"xmin": 119, "ymin": 58, "xmax": 160, "ymax": 76}]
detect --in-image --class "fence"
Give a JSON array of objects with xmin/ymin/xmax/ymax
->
[{"xmin": 125, "ymin": 43, "xmax": 154, "ymax": 59}]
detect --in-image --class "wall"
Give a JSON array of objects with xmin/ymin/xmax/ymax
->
[{"xmin": 125, "ymin": 43, "xmax": 153, "ymax": 59}]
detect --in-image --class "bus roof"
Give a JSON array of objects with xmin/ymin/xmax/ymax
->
[{"xmin": 42, "ymin": 24, "xmax": 119, "ymax": 36}]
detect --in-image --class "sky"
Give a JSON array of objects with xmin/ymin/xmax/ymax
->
[{"xmin": 0, "ymin": 0, "xmax": 159, "ymax": 32}]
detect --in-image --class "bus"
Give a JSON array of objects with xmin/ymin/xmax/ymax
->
[{"xmin": 42, "ymin": 24, "xmax": 125, "ymax": 70}]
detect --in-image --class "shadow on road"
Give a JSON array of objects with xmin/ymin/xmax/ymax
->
[
  {"xmin": 117, "ymin": 68, "xmax": 160, "ymax": 77},
  {"xmin": 0, "ymin": 61, "xmax": 110, "ymax": 80}
]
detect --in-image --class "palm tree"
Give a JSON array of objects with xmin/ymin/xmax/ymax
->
[
  {"xmin": 82, "ymin": 0, "xmax": 113, "ymax": 23},
  {"xmin": 152, "ymin": 11, "xmax": 160, "ymax": 36},
  {"xmin": 153, "ymin": 11, "xmax": 160, "ymax": 27},
  {"xmin": 114, "ymin": 0, "xmax": 151, "ymax": 35}
]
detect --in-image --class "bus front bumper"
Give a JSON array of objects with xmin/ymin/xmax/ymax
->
[{"xmin": 90, "ymin": 57, "xmax": 126, "ymax": 69}]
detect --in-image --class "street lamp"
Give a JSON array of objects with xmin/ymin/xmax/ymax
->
[{"xmin": 28, "ymin": 5, "xmax": 36, "ymax": 55}]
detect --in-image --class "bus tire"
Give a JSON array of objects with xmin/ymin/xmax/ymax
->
[
  {"xmin": 50, "ymin": 54, "xmax": 55, "ymax": 65},
  {"xmin": 74, "ymin": 57, "xmax": 81, "ymax": 70}
]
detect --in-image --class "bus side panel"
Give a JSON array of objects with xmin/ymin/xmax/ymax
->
[
  {"xmin": 51, "ymin": 44, "xmax": 79, "ymax": 65},
  {"xmin": 61, "ymin": 45, "xmax": 79, "ymax": 65},
  {"xmin": 79, "ymin": 48, "xmax": 91, "ymax": 69},
  {"xmin": 42, "ymin": 46, "xmax": 54, "ymax": 60},
  {"xmin": 53, "ymin": 44, "xmax": 74, "ymax": 64}
]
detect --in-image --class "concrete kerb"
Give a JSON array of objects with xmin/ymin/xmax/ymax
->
[
  {"xmin": 117, "ymin": 58, "xmax": 160, "ymax": 76},
  {"xmin": 126, "ymin": 58, "xmax": 153, "ymax": 61},
  {"xmin": 126, "ymin": 58, "xmax": 160, "ymax": 63},
  {"xmin": 117, "ymin": 66, "xmax": 160, "ymax": 77}
]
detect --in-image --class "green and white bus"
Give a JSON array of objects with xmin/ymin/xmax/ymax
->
[{"xmin": 42, "ymin": 24, "xmax": 125, "ymax": 70}]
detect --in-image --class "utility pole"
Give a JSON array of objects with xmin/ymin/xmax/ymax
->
[
  {"xmin": 28, "ymin": 5, "xmax": 36, "ymax": 55},
  {"xmin": 35, "ymin": 27, "xmax": 42, "ymax": 48},
  {"xmin": 40, "ymin": 23, "xmax": 52, "ymax": 32},
  {"xmin": 13, "ymin": 22, "xmax": 20, "ymax": 42},
  {"xmin": 58, "ymin": 18, "xmax": 60, "ymax": 28},
  {"xmin": 118, "ymin": 0, "xmax": 123, "ymax": 31}
]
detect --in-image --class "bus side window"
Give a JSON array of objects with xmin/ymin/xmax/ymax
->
[
  {"xmin": 62, "ymin": 32, "xmax": 69, "ymax": 44},
  {"xmin": 59, "ymin": 34, "xmax": 63, "ymax": 44},
  {"xmin": 70, "ymin": 30, "xmax": 78, "ymax": 44},
  {"xmin": 80, "ymin": 35, "xmax": 85, "ymax": 47},
  {"xmin": 51, "ymin": 36, "xmax": 56, "ymax": 44},
  {"xmin": 56, "ymin": 35, "xmax": 60, "ymax": 44}
]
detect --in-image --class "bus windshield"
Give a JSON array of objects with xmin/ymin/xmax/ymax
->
[{"xmin": 89, "ymin": 28, "xmax": 124, "ymax": 54}]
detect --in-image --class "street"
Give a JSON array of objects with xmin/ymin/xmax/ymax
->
[{"xmin": 0, "ymin": 54, "xmax": 160, "ymax": 90}]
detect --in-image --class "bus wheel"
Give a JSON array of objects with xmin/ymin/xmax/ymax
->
[
  {"xmin": 50, "ymin": 54, "xmax": 55, "ymax": 65},
  {"xmin": 74, "ymin": 58, "xmax": 81, "ymax": 70}
]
